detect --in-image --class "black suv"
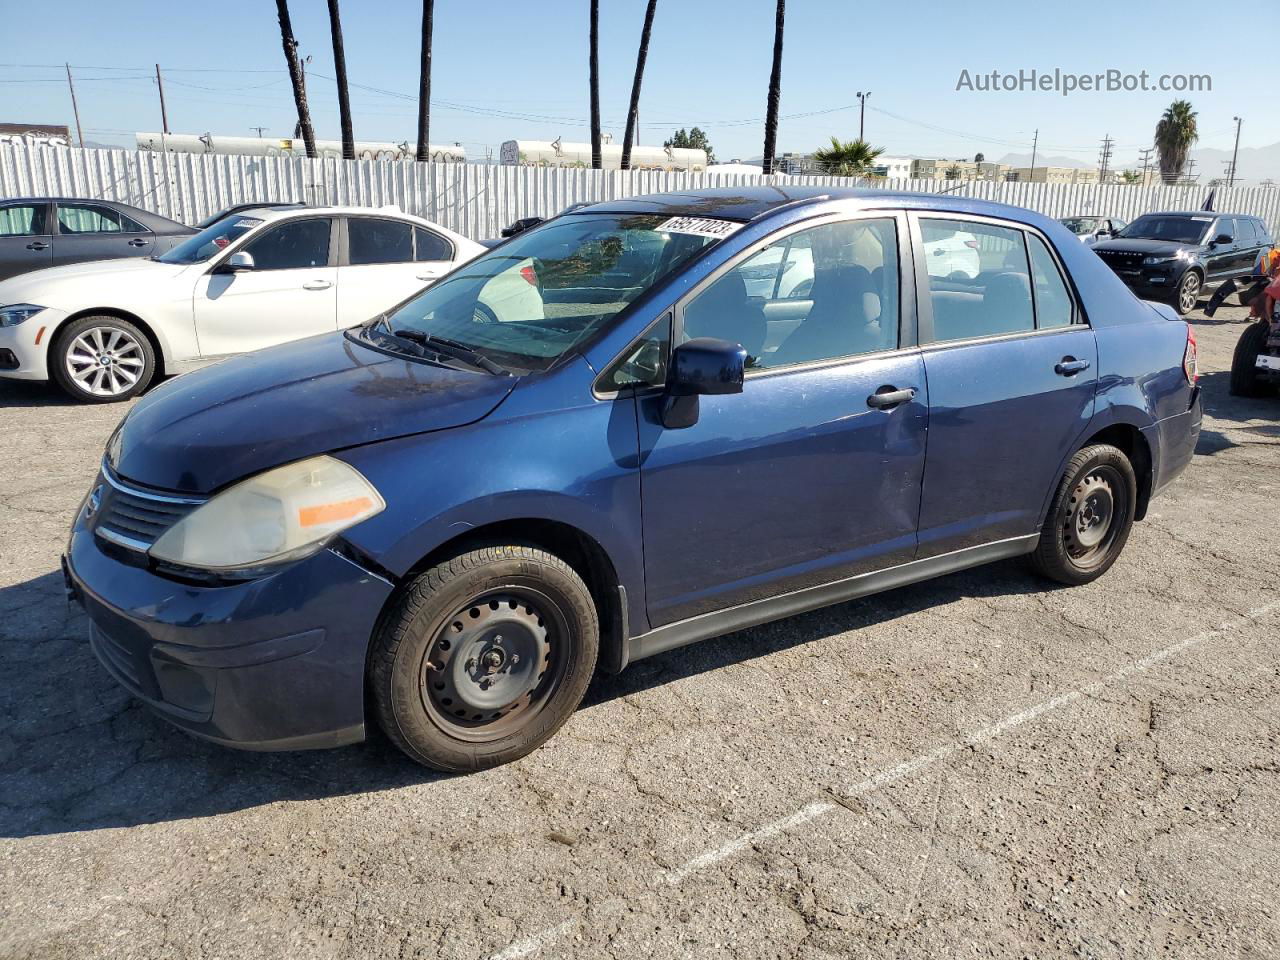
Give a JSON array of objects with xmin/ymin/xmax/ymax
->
[{"xmin": 1092, "ymin": 211, "xmax": 1275, "ymax": 315}]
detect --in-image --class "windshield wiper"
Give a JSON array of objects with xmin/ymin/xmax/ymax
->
[{"xmin": 390, "ymin": 327, "xmax": 508, "ymax": 376}]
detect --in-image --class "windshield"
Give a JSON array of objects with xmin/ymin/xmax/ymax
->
[
  {"xmin": 1116, "ymin": 215, "xmax": 1211, "ymax": 245},
  {"xmin": 157, "ymin": 216, "xmax": 264, "ymax": 264},
  {"xmin": 1059, "ymin": 217, "xmax": 1098, "ymax": 235},
  {"xmin": 367, "ymin": 213, "xmax": 726, "ymax": 371}
]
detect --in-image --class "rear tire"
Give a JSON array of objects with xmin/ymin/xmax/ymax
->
[
  {"xmin": 50, "ymin": 315, "xmax": 156, "ymax": 403},
  {"xmin": 1031, "ymin": 444, "xmax": 1137, "ymax": 586},
  {"xmin": 369, "ymin": 545, "xmax": 598, "ymax": 772},
  {"xmin": 1229, "ymin": 321, "xmax": 1273, "ymax": 397}
]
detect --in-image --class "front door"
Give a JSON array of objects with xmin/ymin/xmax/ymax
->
[
  {"xmin": 194, "ymin": 217, "xmax": 338, "ymax": 358},
  {"xmin": 51, "ymin": 202, "xmax": 156, "ymax": 266},
  {"xmin": 637, "ymin": 214, "xmax": 929, "ymax": 627},
  {"xmin": 0, "ymin": 201, "xmax": 52, "ymax": 280},
  {"xmin": 911, "ymin": 215, "xmax": 1098, "ymax": 556}
]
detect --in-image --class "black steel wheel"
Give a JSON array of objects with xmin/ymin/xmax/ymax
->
[
  {"xmin": 370, "ymin": 544, "xmax": 598, "ymax": 771},
  {"xmin": 1031, "ymin": 444, "xmax": 1137, "ymax": 585}
]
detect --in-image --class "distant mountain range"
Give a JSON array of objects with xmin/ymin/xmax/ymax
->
[{"xmin": 998, "ymin": 141, "xmax": 1280, "ymax": 185}]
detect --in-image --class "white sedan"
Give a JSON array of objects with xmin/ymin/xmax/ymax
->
[{"xmin": 0, "ymin": 205, "xmax": 492, "ymax": 402}]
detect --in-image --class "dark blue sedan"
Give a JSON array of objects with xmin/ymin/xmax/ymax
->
[{"xmin": 64, "ymin": 187, "xmax": 1202, "ymax": 770}]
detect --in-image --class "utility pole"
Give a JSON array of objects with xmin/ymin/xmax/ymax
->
[
  {"xmin": 1098, "ymin": 133, "xmax": 1115, "ymax": 183},
  {"xmin": 64, "ymin": 63, "xmax": 84, "ymax": 148},
  {"xmin": 1028, "ymin": 128, "xmax": 1038, "ymax": 181},
  {"xmin": 1184, "ymin": 158, "xmax": 1198, "ymax": 183},
  {"xmin": 857, "ymin": 91, "xmax": 870, "ymax": 141},
  {"xmin": 154, "ymin": 64, "xmax": 170, "ymax": 135},
  {"xmin": 250, "ymin": 126, "xmax": 268, "ymax": 138},
  {"xmin": 1138, "ymin": 145, "xmax": 1154, "ymax": 185},
  {"xmin": 1228, "ymin": 116, "xmax": 1242, "ymax": 188}
]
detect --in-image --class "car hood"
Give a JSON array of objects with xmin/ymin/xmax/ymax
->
[
  {"xmin": 113, "ymin": 331, "xmax": 518, "ymax": 494},
  {"xmin": 1092, "ymin": 238, "xmax": 1200, "ymax": 258},
  {"xmin": 0, "ymin": 256, "xmax": 191, "ymax": 303}
]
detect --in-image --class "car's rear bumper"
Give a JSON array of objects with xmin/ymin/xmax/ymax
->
[
  {"xmin": 64, "ymin": 519, "xmax": 396, "ymax": 751},
  {"xmin": 1145, "ymin": 388, "xmax": 1202, "ymax": 500}
]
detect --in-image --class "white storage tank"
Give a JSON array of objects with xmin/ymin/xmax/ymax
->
[
  {"xmin": 136, "ymin": 133, "xmax": 465, "ymax": 163},
  {"xmin": 499, "ymin": 137, "xmax": 705, "ymax": 171}
]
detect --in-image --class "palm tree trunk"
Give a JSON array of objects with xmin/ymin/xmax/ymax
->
[
  {"xmin": 326, "ymin": 0, "xmax": 355, "ymax": 160},
  {"xmin": 416, "ymin": 0, "xmax": 434, "ymax": 162},
  {"xmin": 621, "ymin": 0, "xmax": 658, "ymax": 171},
  {"xmin": 275, "ymin": 0, "xmax": 317, "ymax": 159},
  {"xmin": 589, "ymin": 0, "xmax": 602, "ymax": 170},
  {"xmin": 762, "ymin": 0, "xmax": 785, "ymax": 175}
]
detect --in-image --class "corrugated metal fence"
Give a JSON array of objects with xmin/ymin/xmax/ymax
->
[{"xmin": 3, "ymin": 142, "xmax": 1279, "ymax": 240}]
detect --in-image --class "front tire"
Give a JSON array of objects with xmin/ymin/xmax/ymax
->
[
  {"xmin": 50, "ymin": 315, "xmax": 156, "ymax": 402},
  {"xmin": 369, "ymin": 545, "xmax": 599, "ymax": 771},
  {"xmin": 1229, "ymin": 321, "xmax": 1273, "ymax": 397},
  {"xmin": 1171, "ymin": 270, "xmax": 1202, "ymax": 316},
  {"xmin": 1031, "ymin": 444, "xmax": 1137, "ymax": 586}
]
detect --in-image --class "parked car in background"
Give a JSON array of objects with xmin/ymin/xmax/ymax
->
[
  {"xmin": 1058, "ymin": 214, "xmax": 1127, "ymax": 245},
  {"xmin": 920, "ymin": 226, "xmax": 981, "ymax": 279},
  {"xmin": 64, "ymin": 187, "xmax": 1202, "ymax": 772},
  {"xmin": 1093, "ymin": 211, "xmax": 1275, "ymax": 315},
  {"xmin": 0, "ymin": 205, "xmax": 481, "ymax": 401},
  {"xmin": 195, "ymin": 200, "xmax": 305, "ymax": 229},
  {"xmin": 0, "ymin": 197, "xmax": 195, "ymax": 282}
]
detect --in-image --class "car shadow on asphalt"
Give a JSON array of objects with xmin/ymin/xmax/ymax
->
[
  {"xmin": 0, "ymin": 559, "xmax": 1056, "ymax": 839},
  {"xmin": 0, "ymin": 379, "xmax": 81, "ymax": 408}
]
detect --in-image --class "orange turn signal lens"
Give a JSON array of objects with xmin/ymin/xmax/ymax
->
[{"xmin": 298, "ymin": 496, "xmax": 375, "ymax": 528}]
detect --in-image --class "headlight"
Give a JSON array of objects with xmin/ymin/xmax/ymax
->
[
  {"xmin": 1143, "ymin": 251, "xmax": 1188, "ymax": 266},
  {"xmin": 0, "ymin": 304, "xmax": 45, "ymax": 327},
  {"xmin": 149, "ymin": 455, "xmax": 384, "ymax": 573}
]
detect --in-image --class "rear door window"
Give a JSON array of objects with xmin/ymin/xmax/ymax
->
[
  {"xmin": 56, "ymin": 203, "xmax": 145, "ymax": 235},
  {"xmin": 348, "ymin": 218, "xmax": 412, "ymax": 265},
  {"xmin": 920, "ymin": 219, "xmax": 1033, "ymax": 342}
]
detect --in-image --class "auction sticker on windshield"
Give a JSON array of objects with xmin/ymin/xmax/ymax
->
[{"xmin": 657, "ymin": 216, "xmax": 743, "ymax": 240}]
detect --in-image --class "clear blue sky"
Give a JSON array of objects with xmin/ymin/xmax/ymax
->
[{"xmin": 1, "ymin": 0, "xmax": 1268, "ymax": 169}]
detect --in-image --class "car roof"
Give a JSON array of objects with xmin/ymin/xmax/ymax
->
[
  {"xmin": 1138, "ymin": 210, "xmax": 1255, "ymax": 219},
  {"xmin": 564, "ymin": 185, "xmax": 1062, "ymax": 226}
]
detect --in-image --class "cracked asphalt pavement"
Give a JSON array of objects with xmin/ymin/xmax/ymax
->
[{"xmin": 2, "ymin": 305, "xmax": 1278, "ymax": 959}]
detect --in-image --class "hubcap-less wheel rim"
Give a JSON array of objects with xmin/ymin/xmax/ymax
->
[
  {"xmin": 65, "ymin": 326, "xmax": 144, "ymax": 397},
  {"xmin": 1062, "ymin": 466, "xmax": 1124, "ymax": 569},
  {"xmin": 1179, "ymin": 274, "xmax": 1200, "ymax": 313},
  {"xmin": 419, "ymin": 589, "xmax": 564, "ymax": 743}
]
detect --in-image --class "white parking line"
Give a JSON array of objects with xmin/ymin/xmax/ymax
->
[{"xmin": 490, "ymin": 600, "xmax": 1279, "ymax": 957}]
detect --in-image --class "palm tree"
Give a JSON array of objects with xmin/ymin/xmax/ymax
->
[
  {"xmin": 1155, "ymin": 100, "xmax": 1198, "ymax": 184},
  {"xmin": 621, "ymin": 0, "xmax": 658, "ymax": 171},
  {"xmin": 325, "ymin": 0, "xmax": 355, "ymax": 160},
  {"xmin": 812, "ymin": 137, "xmax": 883, "ymax": 177},
  {"xmin": 416, "ymin": 0, "xmax": 434, "ymax": 161},
  {"xmin": 589, "ymin": 0, "xmax": 602, "ymax": 169},
  {"xmin": 944, "ymin": 164, "xmax": 962, "ymax": 180},
  {"xmin": 275, "ymin": 0, "xmax": 316, "ymax": 158},
  {"xmin": 761, "ymin": 0, "xmax": 785, "ymax": 174}
]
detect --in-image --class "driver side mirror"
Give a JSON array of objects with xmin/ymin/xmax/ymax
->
[
  {"xmin": 661, "ymin": 337, "xmax": 747, "ymax": 429},
  {"xmin": 1213, "ymin": 233, "xmax": 1233, "ymax": 246},
  {"xmin": 215, "ymin": 251, "xmax": 255, "ymax": 273}
]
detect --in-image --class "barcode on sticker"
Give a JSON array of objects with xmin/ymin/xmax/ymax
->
[{"xmin": 657, "ymin": 216, "xmax": 742, "ymax": 240}]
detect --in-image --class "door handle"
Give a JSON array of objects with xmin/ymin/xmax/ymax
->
[
  {"xmin": 416, "ymin": 272, "xmax": 442, "ymax": 281},
  {"xmin": 127, "ymin": 238, "xmax": 151, "ymax": 247},
  {"xmin": 26, "ymin": 241, "xmax": 48, "ymax": 251},
  {"xmin": 1054, "ymin": 357, "xmax": 1091, "ymax": 376},
  {"xmin": 302, "ymin": 280, "xmax": 333, "ymax": 291},
  {"xmin": 867, "ymin": 386, "xmax": 917, "ymax": 409}
]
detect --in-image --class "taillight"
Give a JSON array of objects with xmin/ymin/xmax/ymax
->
[
  {"xmin": 519, "ymin": 264, "xmax": 538, "ymax": 287},
  {"xmin": 1183, "ymin": 323, "xmax": 1198, "ymax": 384},
  {"xmin": 964, "ymin": 239, "xmax": 979, "ymax": 249}
]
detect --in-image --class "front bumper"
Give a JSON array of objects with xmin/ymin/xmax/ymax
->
[
  {"xmin": 0, "ymin": 307, "xmax": 65, "ymax": 381},
  {"xmin": 1107, "ymin": 266, "xmax": 1187, "ymax": 300},
  {"xmin": 64, "ymin": 515, "xmax": 396, "ymax": 750}
]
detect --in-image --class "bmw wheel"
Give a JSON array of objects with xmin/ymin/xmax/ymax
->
[
  {"xmin": 51, "ymin": 315, "xmax": 156, "ymax": 403},
  {"xmin": 370, "ymin": 544, "xmax": 599, "ymax": 771}
]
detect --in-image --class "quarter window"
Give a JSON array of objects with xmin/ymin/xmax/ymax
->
[
  {"xmin": 682, "ymin": 218, "xmax": 899, "ymax": 369},
  {"xmin": 415, "ymin": 227, "xmax": 452, "ymax": 262},
  {"xmin": 0, "ymin": 204, "xmax": 43, "ymax": 237},
  {"xmin": 602, "ymin": 315, "xmax": 670, "ymax": 391},
  {"xmin": 1027, "ymin": 235, "xmax": 1073, "ymax": 329},
  {"xmin": 348, "ymin": 218, "xmax": 412, "ymax": 265},
  {"xmin": 242, "ymin": 218, "xmax": 331, "ymax": 270},
  {"xmin": 56, "ymin": 203, "xmax": 144, "ymax": 235},
  {"xmin": 921, "ymin": 218, "xmax": 1033, "ymax": 342}
]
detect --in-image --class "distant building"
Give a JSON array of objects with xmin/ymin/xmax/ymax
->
[
  {"xmin": 872, "ymin": 156, "xmax": 914, "ymax": 179},
  {"xmin": 910, "ymin": 158, "xmax": 1010, "ymax": 181},
  {"xmin": 0, "ymin": 122, "xmax": 70, "ymax": 138},
  {"xmin": 1005, "ymin": 165, "xmax": 1100, "ymax": 185}
]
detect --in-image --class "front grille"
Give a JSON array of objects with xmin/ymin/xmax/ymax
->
[{"xmin": 93, "ymin": 466, "xmax": 203, "ymax": 552}]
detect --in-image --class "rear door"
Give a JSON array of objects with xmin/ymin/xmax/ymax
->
[
  {"xmin": 51, "ymin": 202, "xmax": 156, "ymax": 266},
  {"xmin": 0, "ymin": 201, "xmax": 52, "ymax": 280},
  {"xmin": 911, "ymin": 214, "xmax": 1097, "ymax": 557},
  {"xmin": 336, "ymin": 217, "xmax": 458, "ymax": 324},
  {"xmin": 193, "ymin": 216, "xmax": 337, "ymax": 358}
]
